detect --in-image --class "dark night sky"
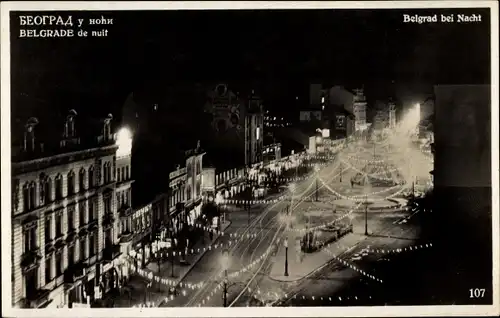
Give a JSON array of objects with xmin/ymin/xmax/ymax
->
[{"xmin": 10, "ymin": 8, "xmax": 491, "ymax": 124}]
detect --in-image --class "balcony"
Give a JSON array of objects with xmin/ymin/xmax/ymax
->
[
  {"xmin": 118, "ymin": 204, "xmax": 132, "ymax": 217},
  {"xmin": 102, "ymin": 244, "xmax": 121, "ymax": 262},
  {"xmin": 102, "ymin": 213, "xmax": 115, "ymax": 229},
  {"xmin": 65, "ymin": 231, "xmax": 77, "ymax": 245},
  {"xmin": 85, "ymin": 255, "xmax": 97, "ymax": 268},
  {"xmin": 25, "ymin": 288, "xmax": 51, "ymax": 308},
  {"xmin": 20, "ymin": 249, "xmax": 42, "ymax": 272},
  {"xmin": 119, "ymin": 230, "xmax": 134, "ymax": 243},
  {"xmin": 63, "ymin": 262, "xmax": 87, "ymax": 285}
]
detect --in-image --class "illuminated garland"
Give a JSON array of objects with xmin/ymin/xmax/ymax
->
[
  {"xmin": 287, "ymin": 203, "xmax": 362, "ymax": 233},
  {"xmin": 319, "ymin": 176, "xmax": 406, "ymax": 202},
  {"xmin": 262, "ymin": 292, "xmax": 374, "ymax": 306},
  {"xmin": 364, "ymin": 243, "xmax": 433, "ymax": 255},
  {"xmin": 339, "ymin": 158, "xmax": 402, "ymax": 181},
  {"xmin": 321, "ymin": 246, "xmax": 384, "ymax": 283}
]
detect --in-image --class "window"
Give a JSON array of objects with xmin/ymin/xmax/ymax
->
[
  {"xmin": 68, "ymin": 245, "xmax": 75, "ymax": 267},
  {"xmin": 55, "ymin": 174, "xmax": 63, "ymax": 200},
  {"xmin": 121, "ymin": 167, "xmax": 125, "ymax": 181},
  {"xmin": 29, "ymin": 182, "xmax": 36, "ymax": 210},
  {"xmin": 23, "ymin": 183, "xmax": 30, "ymax": 212},
  {"xmin": 68, "ymin": 171, "xmax": 75, "ymax": 195},
  {"xmin": 88, "ymin": 200, "xmax": 95, "ymax": 222},
  {"xmin": 55, "ymin": 212, "xmax": 63, "ymax": 238},
  {"xmin": 44, "ymin": 178, "xmax": 52, "ymax": 203},
  {"xmin": 105, "ymin": 162, "xmax": 112, "ymax": 183},
  {"xmin": 67, "ymin": 207, "xmax": 75, "ymax": 231},
  {"xmin": 125, "ymin": 166, "xmax": 130, "ymax": 180},
  {"xmin": 25, "ymin": 268, "xmax": 38, "ymax": 299},
  {"xmin": 79, "ymin": 238, "xmax": 86, "ymax": 261},
  {"xmin": 79, "ymin": 168, "xmax": 86, "ymax": 191},
  {"xmin": 89, "ymin": 166, "xmax": 95, "ymax": 188},
  {"xmin": 45, "ymin": 257, "xmax": 52, "ymax": 283},
  {"xmin": 104, "ymin": 228, "xmax": 112, "ymax": 249},
  {"xmin": 89, "ymin": 233, "xmax": 96, "ymax": 257},
  {"xmin": 79, "ymin": 202, "xmax": 86, "ymax": 227},
  {"xmin": 104, "ymin": 196, "xmax": 111, "ymax": 214},
  {"xmin": 24, "ymin": 225, "xmax": 37, "ymax": 253},
  {"xmin": 45, "ymin": 216, "xmax": 51, "ymax": 244},
  {"xmin": 55, "ymin": 252, "xmax": 63, "ymax": 277},
  {"xmin": 103, "ymin": 163, "xmax": 109, "ymax": 184},
  {"xmin": 117, "ymin": 168, "xmax": 121, "ymax": 182}
]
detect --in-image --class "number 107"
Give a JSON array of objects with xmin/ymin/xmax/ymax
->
[{"xmin": 469, "ymin": 288, "xmax": 486, "ymax": 298}]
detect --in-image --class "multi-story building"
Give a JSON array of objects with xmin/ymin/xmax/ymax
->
[
  {"xmin": 11, "ymin": 111, "xmax": 130, "ymax": 308},
  {"xmin": 388, "ymin": 102, "xmax": 397, "ymax": 129},
  {"xmin": 432, "ymin": 85, "xmax": 492, "ymax": 297},
  {"xmin": 324, "ymin": 86, "xmax": 355, "ymax": 139},
  {"xmin": 353, "ymin": 88, "xmax": 367, "ymax": 131},
  {"xmin": 204, "ymin": 84, "xmax": 264, "ymax": 167},
  {"xmin": 418, "ymin": 96, "xmax": 434, "ymax": 138},
  {"xmin": 244, "ymin": 91, "xmax": 264, "ymax": 166}
]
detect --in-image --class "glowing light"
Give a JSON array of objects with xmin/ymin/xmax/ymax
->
[{"xmin": 116, "ymin": 127, "xmax": 132, "ymax": 157}]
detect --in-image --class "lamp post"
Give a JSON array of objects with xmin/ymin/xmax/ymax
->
[
  {"xmin": 221, "ymin": 249, "xmax": 229, "ymax": 307},
  {"xmin": 170, "ymin": 238, "xmax": 176, "ymax": 278},
  {"xmin": 289, "ymin": 183, "xmax": 296, "ymax": 212},
  {"xmin": 284, "ymin": 237, "xmax": 289, "ymax": 276},
  {"xmin": 339, "ymin": 162, "xmax": 343, "ymax": 183},
  {"xmin": 314, "ymin": 165, "xmax": 320, "ymax": 202},
  {"xmin": 364, "ymin": 195, "xmax": 368, "ymax": 236}
]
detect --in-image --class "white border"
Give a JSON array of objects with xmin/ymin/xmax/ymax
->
[{"xmin": 1, "ymin": 1, "xmax": 498, "ymax": 317}]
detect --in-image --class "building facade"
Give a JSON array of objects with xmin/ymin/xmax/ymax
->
[
  {"xmin": 11, "ymin": 112, "xmax": 130, "ymax": 308},
  {"xmin": 388, "ymin": 102, "xmax": 397, "ymax": 129},
  {"xmin": 352, "ymin": 88, "xmax": 367, "ymax": 131},
  {"xmin": 204, "ymin": 85, "xmax": 264, "ymax": 167},
  {"xmin": 324, "ymin": 86, "xmax": 355, "ymax": 139}
]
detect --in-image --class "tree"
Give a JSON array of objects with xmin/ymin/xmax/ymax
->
[{"xmin": 201, "ymin": 202, "xmax": 220, "ymax": 226}]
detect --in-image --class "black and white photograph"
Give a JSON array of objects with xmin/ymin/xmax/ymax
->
[{"xmin": 1, "ymin": 1, "xmax": 498, "ymax": 317}]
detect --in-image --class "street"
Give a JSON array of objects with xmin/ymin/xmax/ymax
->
[
  {"xmin": 154, "ymin": 140, "xmax": 432, "ymax": 307},
  {"xmin": 121, "ymin": 140, "xmax": 438, "ymax": 308}
]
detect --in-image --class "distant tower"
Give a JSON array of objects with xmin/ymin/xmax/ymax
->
[
  {"xmin": 388, "ymin": 102, "xmax": 396, "ymax": 129},
  {"xmin": 353, "ymin": 88, "xmax": 367, "ymax": 131}
]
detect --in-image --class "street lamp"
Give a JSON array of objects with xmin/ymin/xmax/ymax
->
[
  {"xmin": 364, "ymin": 195, "xmax": 369, "ymax": 236},
  {"xmin": 314, "ymin": 165, "xmax": 320, "ymax": 202},
  {"xmin": 170, "ymin": 238, "xmax": 177, "ymax": 278},
  {"xmin": 289, "ymin": 183, "xmax": 296, "ymax": 213},
  {"xmin": 339, "ymin": 162, "xmax": 343, "ymax": 183},
  {"xmin": 221, "ymin": 249, "xmax": 230, "ymax": 307},
  {"xmin": 284, "ymin": 237, "xmax": 289, "ymax": 277}
]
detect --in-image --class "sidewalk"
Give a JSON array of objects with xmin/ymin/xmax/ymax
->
[
  {"xmin": 107, "ymin": 221, "xmax": 232, "ymax": 307},
  {"xmin": 269, "ymin": 232, "xmax": 366, "ymax": 282}
]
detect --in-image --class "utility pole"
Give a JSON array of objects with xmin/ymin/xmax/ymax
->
[
  {"xmin": 170, "ymin": 239, "xmax": 175, "ymax": 277},
  {"xmin": 223, "ymin": 269, "xmax": 228, "ymax": 307},
  {"xmin": 284, "ymin": 238, "xmax": 289, "ymax": 276},
  {"xmin": 364, "ymin": 195, "xmax": 368, "ymax": 236},
  {"xmin": 315, "ymin": 177, "xmax": 319, "ymax": 202}
]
